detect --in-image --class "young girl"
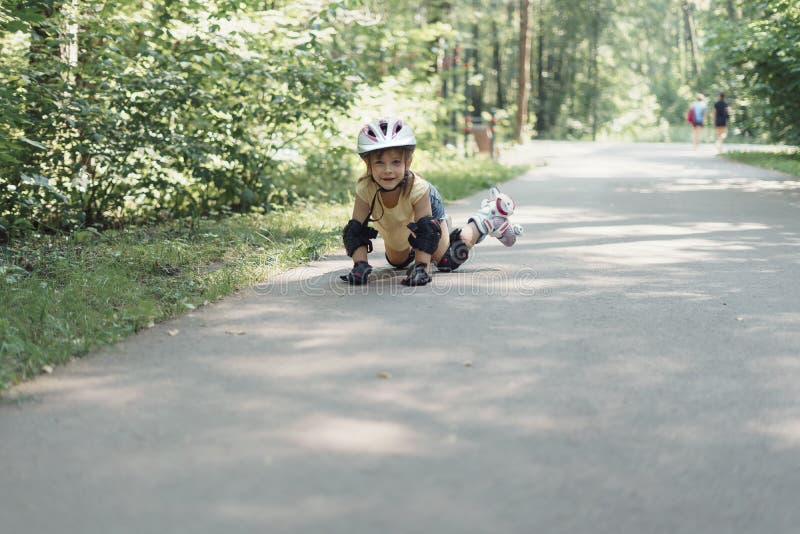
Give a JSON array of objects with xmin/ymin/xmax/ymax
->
[{"xmin": 340, "ymin": 117, "xmax": 522, "ymax": 286}]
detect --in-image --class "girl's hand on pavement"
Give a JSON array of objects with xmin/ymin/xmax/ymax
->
[
  {"xmin": 340, "ymin": 261, "xmax": 372, "ymax": 285},
  {"xmin": 401, "ymin": 262, "xmax": 431, "ymax": 286}
]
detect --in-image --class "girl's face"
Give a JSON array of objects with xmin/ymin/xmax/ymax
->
[{"xmin": 369, "ymin": 148, "xmax": 409, "ymax": 189}]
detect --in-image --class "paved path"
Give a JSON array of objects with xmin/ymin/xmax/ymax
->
[{"xmin": 3, "ymin": 142, "xmax": 800, "ymax": 533}]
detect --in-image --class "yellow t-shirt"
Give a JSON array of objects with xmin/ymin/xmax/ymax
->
[{"xmin": 355, "ymin": 174, "xmax": 430, "ymax": 252}]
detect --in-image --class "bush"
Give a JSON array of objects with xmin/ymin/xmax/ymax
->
[{"xmin": 1, "ymin": 2, "xmax": 362, "ymax": 230}]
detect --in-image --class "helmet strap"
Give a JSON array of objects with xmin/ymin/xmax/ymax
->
[{"xmin": 365, "ymin": 171, "xmax": 412, "ymax": 223}]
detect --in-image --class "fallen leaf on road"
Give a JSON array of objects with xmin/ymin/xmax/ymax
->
[
  {"xmin": 464, "ymin": 361, "xmax": 473, "ymax": 367},
  {"xmin": 168, "ymin": 329, "xmax": 179, "ymax": 336},
  {"xmin": 42, "ymin": 365, "xmax": 53, "ymax": 374},
  {"xmin": 377, "ymin": 371, "xmax": 391, "ymax": 379},
  {"xmin": 225, "ymin": 330, "xmax": 247, "ymax": 336}
]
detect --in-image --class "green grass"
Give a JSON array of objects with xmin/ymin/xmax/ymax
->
[
  {"xmin": 0, "ymin": 157, "xmax": 524, "ymax": 391},
  {"xmin": 596, "ymin": 123, "xmax": 767, "ymax": 144},
  {"xmin": 0, "ymin": 205, "xmax": 349, "ymax": 390},
  {"xmin": 721, "ymin": 150, "xmax": 800, "ymax": 177}
]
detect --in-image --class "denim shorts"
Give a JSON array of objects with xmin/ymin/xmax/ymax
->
[{"xmin": 429, "ymin": 183, "xmax": 447, "ymax": 221}]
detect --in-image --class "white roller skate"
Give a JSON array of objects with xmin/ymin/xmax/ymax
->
[{"xmin": 469, "ymin": 186, "xmax": 523, "ymax": 246}]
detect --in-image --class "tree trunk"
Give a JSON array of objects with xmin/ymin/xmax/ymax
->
[
  {"xmin": 451, "ymin": 42, "xmax": 460, "ymax": 142},
  {"xmin": 725, "ymin": 0, "xmax": 739, "ymax": 19},
  {"xmin": 535, "ymin": 0, "xmax": 545, "ymax": 133},
  {"xmin": 681, "ymin": 0, "xmax": 701, "ymax": 76},
  {"xmin": 470, "ymin": 1, "xmax": 483, "ymax": 116},
  {"xmin": 589, "ymin": 15, "xmax": 599, "ymax": 141},
  {"xmin": 27, "ymin": 2, "xmax": 62, "ymax": 115},
  {"xmin": 528, "ymin": 12, "xmax": 536, "ymax": 122},
  {"xmin": 506, "ymin": 0, "xmax": 517, "ymax": 114},
  {"xmin": 515, "ymin": 0, "xmax": 531, "ymax": 142},
  {"xmin": 438, "ymin": 37, "xmax": 448, "ymax": 99},
  {"xmin": 491, "ymin": 18, "xmax": 504, "ymax": 109},
  {"xmin": 429, "ymin": 2, "xmax": 453, "ymax": 144},
  {"xmin": 676, "ymin": 4, "xmax": 685, "ymax": 80},
  {"xmin": 24, "ymin": 1, "xmax": 66, "ymax": 175},
  {"xmin": 61, "ymin": 0, "xmax": 79, "ymax": 75}
]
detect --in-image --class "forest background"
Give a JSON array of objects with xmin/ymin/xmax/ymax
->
[{"xmin": 1, "ymin": 0, "xmax": 799, "ymax": 234}]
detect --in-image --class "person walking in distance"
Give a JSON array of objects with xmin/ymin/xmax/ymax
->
[
  {"xmin": 713, "ymin": 92, "xmax": 730, "ymax": 153},
  {"xmin": 690, "ymin": 94, "xmax": 708, "ymax": 150}
]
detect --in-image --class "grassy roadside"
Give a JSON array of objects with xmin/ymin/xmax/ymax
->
[
  {"xmin": 721, "ymin": 150, "xmax": 800, "ymax": 177},
  {"xmin": 1, "ymin": 157, "xmax": 526, "ymax": 391}
]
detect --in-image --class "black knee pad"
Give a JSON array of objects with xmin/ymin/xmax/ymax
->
[
  {"xmin": 386, "ymin": 249, "xmax": 415, "ymax": 269},
  {"xmin": 407, "ymin": 215, "xmax": 441, "ymax": 254},
  {"xmin": 436, "ymin": 228, "xmax": 469, "ymax": 272}
]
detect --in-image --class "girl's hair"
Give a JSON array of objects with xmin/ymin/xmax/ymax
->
[{"xmin": 358, "ymin": 146, "xmax": 415, "ymax": 196}]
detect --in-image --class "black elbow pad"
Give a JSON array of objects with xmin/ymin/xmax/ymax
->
[
  {"xmin": 343, "ymin": 219, "xmax": 378, "ymax": 257},
  {"xmin": 407, "ymin": 215, "xmax": 441, "ymax": 254}
]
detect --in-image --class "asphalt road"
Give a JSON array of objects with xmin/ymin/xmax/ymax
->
[{"xmin": 2, "ymin": 141, "xmax": 800, "ymax": 533}]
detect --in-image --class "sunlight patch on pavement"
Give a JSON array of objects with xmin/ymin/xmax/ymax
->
[
  {"xmin": 561, "ymin": 222, "xmax": 768, "ymax": 238},
  {"xmin": 216, "ymin": 495, "xmax": 359, "ymax": 525},
  {"xmin": 654, "ymin": 424, "xmax": 717, "ymax": 446},
  {"xmin": 623, "ymin": 290, "xmax": 712, "ymax": 300},
  {"xmin": 624, "ymin": 177, "xmax": 800, "ymax": 194},
  {"xmin": 512, "ymin": 413, "xmax": 592, "ymax": 434},
  {"xmin": 511, "ymin": 206, "xmax": 629, "ymax": 225},
  {"xmin": 547, "ymin": 238, "xmax": 753, "ymax": 266},
  {"xmin": 755, "ymin": 356, "xmax": 800, "ymax": 371},
  {"xmin": 12, "ymin": 374, "xmax": 148, "ymax": 408},
  {"xmin": 212, "ymin": 352, "xmax": 388, "ymax": 380},
  {"xmin": 284, "ymin": 415, "xmax": 427, "ymax": 455},
  {"xmin": 594, "ymin": 356, "xmax": 691, "ymax": 386},
  {"xmin": 749, "ymin": 419, "xmax": 800, "ymax": 450}
]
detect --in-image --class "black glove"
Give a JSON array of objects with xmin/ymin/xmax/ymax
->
[
  {"xmin": 340, "ymin": 261, "xmax": 372, "ymax": 285},
  {"xmin": 401, "ymin": 262, "xmax": 432, "ymax": 286}
]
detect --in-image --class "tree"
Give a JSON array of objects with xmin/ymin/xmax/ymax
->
[
  {"xmin": 515, "ymin": 0, "xmax": 531, "ymax": 141},
  {"xmin": 1, "ymin": 0, "xmax": 366, "ymax": 229},
  {"xmin": 711, "ymin": 0, "xmax": 800, "ymax": 144},
  {"xmin": 681, "ymin": 0, "xmax": 702, "ymax": 76}
]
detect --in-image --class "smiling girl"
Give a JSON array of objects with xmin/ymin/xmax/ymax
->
[{"xmin": 340, "ymin": 117, "xmax": 522, "ymax": 286}]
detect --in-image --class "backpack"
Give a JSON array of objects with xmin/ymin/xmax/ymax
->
[{"xmin": 686, "ymin": 107, "xmax": 695, "ymax": 124}]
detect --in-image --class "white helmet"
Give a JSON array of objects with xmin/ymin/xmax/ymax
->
[{"xmin": 357, "ymin": 117, "xmax": 416, "ymax": 156}]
